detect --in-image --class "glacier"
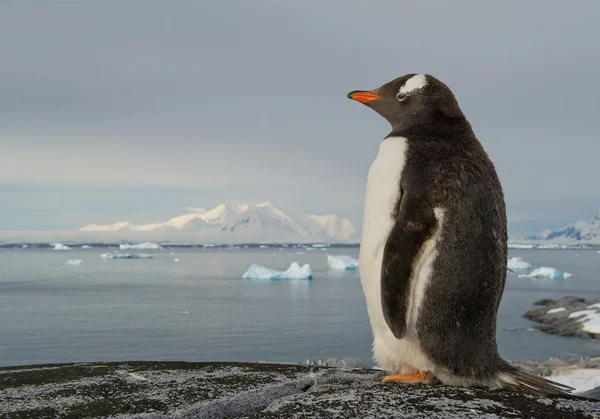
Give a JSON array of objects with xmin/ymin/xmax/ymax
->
[
  {"xmin": 119, "ymin": 242, "xmax": 163, "ymax": 250},
  {"xmin": 518, "ymin": 267, "xmax": 572, "ymax": 280},
  {"xmin": 507, "ymin": 257, "xmax": 532, "ymax": 270},
  {"xmin": 242, "ymin": 262, "xmax": 312, "ymax": 280},
  {"xmin": 327, "ymin": 255, "xmax": 359, "ymax": 270},
  {"xmin": 79, "ymin": 202, "xmax": 357, "ymax": 243},
  {"xmin": 101, "ymin": 253, "xmax": 152, "ymax": 259}
]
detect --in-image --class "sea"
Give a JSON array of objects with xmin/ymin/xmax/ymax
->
[{"xmin": 1, "ymin": 246, "xmax": 600, "ymax": 367}]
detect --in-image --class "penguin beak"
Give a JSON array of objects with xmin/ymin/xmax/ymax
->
[{"xmin": 347, "ymin": 90, "xmax": 382, "ymax": 104}]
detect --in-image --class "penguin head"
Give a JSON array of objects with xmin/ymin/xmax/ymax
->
[{"xmin": 347, "ymin": 74, "xmax": 464, "ymax": 132}]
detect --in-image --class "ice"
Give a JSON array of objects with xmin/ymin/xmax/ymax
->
[
  {"xmin": 21, "ymin": 244, "xmax": 28, "ymax": 248},
  {"xmin": 242, "ymin": 262, "xmax": 312, "ymax": 280},
  {"xmin": 173, "ymin": 258, "xmax": 181, "ymax": 263},
  {"xmin": 312, "ymin": 244, "xmax": 330, "ymax": 248},
  {"xmin": 259, "ymin": 245, "xmax": 268, "ymax": 248},
  {"xmin": 119, "ymin": 242, "xmax": 163, "ymax": 250},
  {"xmin": 327, "ymin": 255, "xmax": 359, "ymax": 270},
  {"xmin": 550, "ymin": 368, "xmax": 600, "ymax": 393},
  {"xmin": 518, "ymin": 267, "xmax": 572, "ymax": 279},
  {"xmin": 547, "ymin": 307, "xmax": 566, "ymax": 314},
  {"xmin": 53, "ymin": 243, "xmax": 71, "ymax": 250},
  {"xmin": 508, "ymin": 244, "xmax": 534, "ymax": 249},
  {"xmin": 507, "ymin": 257, "xmax": 532, "ymax": 270},
  {"xmin": 64, "ymin": 259, "xmax": 83, "ymax": 266},
  {"xmin": 101, "ymin": 253, "xmax": 152, "ymax": 259},
  {"xmin": 80, "ymin": 245, "xmax": 92, "ymax": 249}
]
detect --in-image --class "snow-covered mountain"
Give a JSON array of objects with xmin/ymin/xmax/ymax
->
[
  {"xmin": 527, "ymin": 211, "xmax": 600, "ymax": 244},
  {"xmin": 80, "ymin": 202, "xmax": 357, "ymax": 243}
]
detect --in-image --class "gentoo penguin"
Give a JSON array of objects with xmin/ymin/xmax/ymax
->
[{"xmin": 348, "ymin": 74, "xmax": 572, "ymax": 395}]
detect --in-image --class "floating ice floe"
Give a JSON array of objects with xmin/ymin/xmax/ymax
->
[
  {"xmin": 243, "ymin": 262, "xmax": 312, "ymax": 280},
  {"xmin": 21, "ymin": 244, "xmax": 29, "ymax": 248},
  {"xmin": 101, "ymin": 253, "xmax": 152, "ymax": 259},
  {"xmin": 259, "ymin": 245, "xmax": 268, "ymax": 248},
  {"xmin": 312, "ymin": 244, "xmax": 330, "ymax": 248},
  {"xmin": 119, "ymin": 242, "xmax": 163, "ymax": 250},
  {"xmin": 53, "ymin": 243, "xmax": 71, "ymax": 250},
  {"xmin": 518, "ymin": 267, "xmax": 572, "ymax": 280},
  {"xmin": 507, "ymin": 257, "xmax": 532, "ymax": 270},
  {"xmin": 64, "ymin": 259, "xmax": 83, "ymax": 266},
  {"xmin": 80, "ymin": 245, "xmax": 93, "ymax": 249},
  {"xmin": 327, "ymin": 255, "xmax": 359, "ymax": 270}
]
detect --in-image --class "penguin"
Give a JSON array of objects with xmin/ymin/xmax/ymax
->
[{"xmin": 347, "ymin": 74, "xmax": 572, "ymax": 395}]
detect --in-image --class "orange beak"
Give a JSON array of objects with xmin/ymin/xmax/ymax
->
[{"xmin": 347, "ymin": 90, "xmax": 381, "ymax": 104}]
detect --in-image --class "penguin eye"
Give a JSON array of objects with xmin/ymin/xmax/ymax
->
[{"xmin": 397, "ymin": 93, "xmax": 408, "ymax": 102}]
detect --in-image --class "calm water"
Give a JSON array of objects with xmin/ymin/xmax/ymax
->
[{"xmin": 1, "ymin": 247, "xmax": 600, "ymax": 367}]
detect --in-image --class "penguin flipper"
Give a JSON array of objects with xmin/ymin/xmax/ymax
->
[{"xmin": 381, "ymin": 191, "xmax": 437, "ymax": 340}]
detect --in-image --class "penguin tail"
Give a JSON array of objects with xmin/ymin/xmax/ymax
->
[{"xmin": 496, "ymin": 360, "xmax": 575, "ymax": 396}]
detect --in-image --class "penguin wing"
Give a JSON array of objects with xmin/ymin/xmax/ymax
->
[{"xmin": 381, "ymin": 187, "xmax": 437, "ymax": 339}]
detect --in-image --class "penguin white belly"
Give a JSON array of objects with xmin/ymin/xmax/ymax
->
[{"xmin": 359, "ymin": 136, "xmax": 438, "ymax": 374}]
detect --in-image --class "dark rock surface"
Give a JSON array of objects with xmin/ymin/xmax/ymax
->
[
  {"xmin": 524, "ymin": 296, "xmax": 600, "ymax": 339},
  {"xmin": 2, "ymin": 361, "xmax": 600, "ymax": 418}
]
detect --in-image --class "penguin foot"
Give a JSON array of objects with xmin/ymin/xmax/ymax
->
[{"xmin": 382, "ymin": 370, "xmax": 434, "ymax": 384}]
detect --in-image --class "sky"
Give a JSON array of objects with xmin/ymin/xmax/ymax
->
[{"xmin": 1, "ymin": 0, "xmax": 599, "ymax": 236}]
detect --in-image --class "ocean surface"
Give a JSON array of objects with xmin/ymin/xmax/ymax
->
[{"xmin": 1, "ymin": 246, "xmax": 600, "ymax": 367}]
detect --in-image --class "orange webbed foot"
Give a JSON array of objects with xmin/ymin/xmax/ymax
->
[{"xmin": 382, "ymin": 370, "xmax": 434, "ymax": 384}]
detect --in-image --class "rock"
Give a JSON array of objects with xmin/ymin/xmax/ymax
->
[
  {"xmin": 580, "ymin": 386, "xmax": 600, "ymax": 401},
  {"xmin": 524, "ymin": 296, "xmax": 600, "ymax": 339},
  {"xmin": 1, "ymin": 361, "xmax": 599, "ymax": 418}
]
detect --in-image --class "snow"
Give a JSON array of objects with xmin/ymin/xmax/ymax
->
[
  {"xmin": 518, "ymin": 267, "xmax": 572, "ymax": 279},
  {"xmin": 327, "ymin": 255, "xmax": 359, "ymax": 270},
  {"xmin": 507, "ymin": 257, "xmax": 532, "ymax": 270},
  {"xmin": 399, "ymin": 74, "xmax": 428, "ymax": 94},
  {"xmin": 550, "ymin": 368, "xmax": 600, "ymax": 393},
  {"xmin": 119, "ymin": 242, "xmax": 163, "ymax": 250},
  {"xmin": 101, "ymin": 253, "xmax": 152, "ymax": 259},
  {"xmin": 53, "ymin": 243, "xmax": 71, "ymax": 250},
  {"xmin": 64, "ymin": 259, "xmax": 83, "ymax": 266},
  {"xmin": 569, "ymin": 309, "xmax": 600, "ymax": 334},
  {"xmin": 242, "ymin": 262, "xmax": 312, "ymax": 280},
  {"xmin": 79, "ymin": 203, "xmax": 357, "ymax": 243},
  {"xmin": 587, "ymin": 303, "xmax": 600, "ymax": 309},
  {"xmin": 547, "ymin": 307, "xmax": 566, "ymax": 314}
]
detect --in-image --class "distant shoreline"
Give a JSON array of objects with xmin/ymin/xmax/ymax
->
[{"xmin": 1, "ymin": 242, "xmax": 599, "ymax": 250}]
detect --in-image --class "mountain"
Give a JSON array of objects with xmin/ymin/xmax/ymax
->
[
  {"xmin": 80, "ymin": 202, "xmax": 357, "ymax": 243},
  {"xmin": 527, "ymin": 211, "xmax": 600, "ymax": 244}
]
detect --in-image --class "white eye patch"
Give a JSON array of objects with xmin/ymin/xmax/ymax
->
[{"xmin": 398, "ymin": 74, "xmax": 428, "ymax": 95}]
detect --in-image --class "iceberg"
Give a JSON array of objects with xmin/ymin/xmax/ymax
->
[
  {"xmin": 119, "ymin": 242, "xmax": 163, "ymax": 250},
  {"xmin": 53, "ymin": 243, "xmax": 71, "ymax": 250},
  {"xmin": 327, "ymin": 255, "xmax": 359, "ymax": 270},
  {"xmin": 242, "ymin": 262, "xmax": 312, "ymax": 280},
  {"xmin": 518, "ymin": 267, "xmax": 572, "ymax": 279},
  {"xmin": 101, "ymin": 253, "xmax": 152, "ymax": 259},
  {"xmin": 64, "ymin": 259, "xmax": 83, "ymax": 266},
  {"xmin": 507, "ymin": 257, "xmax": 532, "ymax": 270}
]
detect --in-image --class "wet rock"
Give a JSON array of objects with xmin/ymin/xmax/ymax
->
[
  {"xmin": 524, "ymin": 296, "xmax": 600, "ymax": 339},
  {"xmin": 1, "ymin": 361, "xmax": 599, "ymax": 418}
]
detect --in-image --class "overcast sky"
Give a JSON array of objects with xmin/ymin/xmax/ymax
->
[{"xmin": 1, "ymin": 0, "xmax": 599, "ymax": 235}]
